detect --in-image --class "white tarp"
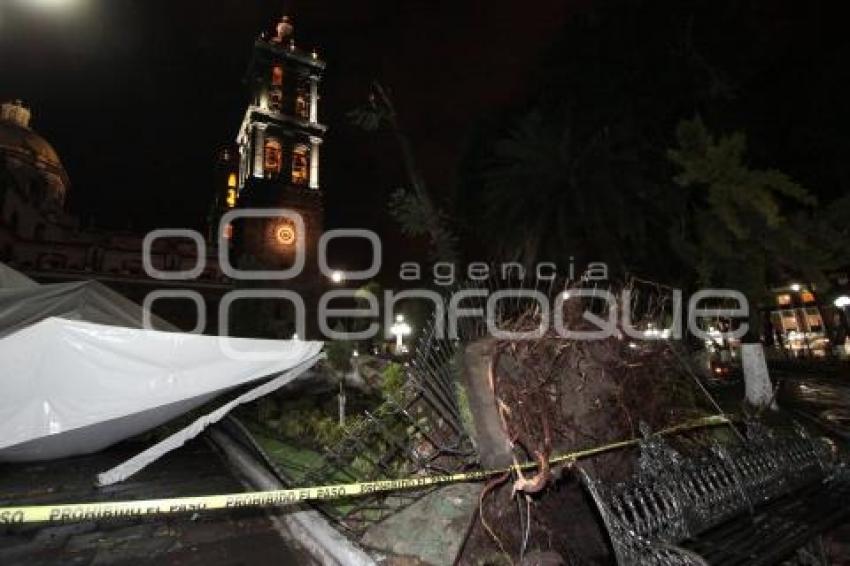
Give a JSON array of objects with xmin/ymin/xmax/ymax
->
[
  {"xmin": 0, "ymin": 261, "xmax": 176, "ymax": 338},
  {"xmin": 0, "ymin": 279, "xmax": 177, "ymax": 338},
  {"xmin": 0, "ymin": 262, "xmax": 325, "ymax": 483},
  {"xmin": 0, "ymin": 262, "xmax": 37, "ymax": 289},
  {"xmin": 0, "ymin": 317, "xmax": 323, "ymax": 463},
  {"xmin": 96, "ymin": 354, "xmax": 320, "ymax": 485}
]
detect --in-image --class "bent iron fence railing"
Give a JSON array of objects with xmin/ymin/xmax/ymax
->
[
  {"xmin": 579, "ymin": 422, "xmax": 846, "ymax": 565},
  {"xmin": 236, "ymin": 274, "xmax": 782, "ymax": 541}
]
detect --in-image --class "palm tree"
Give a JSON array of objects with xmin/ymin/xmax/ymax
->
[{"xmin": 462, "ymin": 103, "xmax": 666, "ymax": 276}]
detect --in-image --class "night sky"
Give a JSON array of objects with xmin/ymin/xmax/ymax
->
[
  {"xmin": 0, "ymin": 0, "xmax": 574, "ymax": 266},
  {"xmin": 3, "ymin": 0, "xmax": 849, "ymax": 279}
]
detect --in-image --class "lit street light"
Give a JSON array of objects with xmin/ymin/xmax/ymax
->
[
  {"xmin": 330, "ymin": 270, "xmax": 345, "ymax": 284},
  {"xmin": 390, "ymin": 314, "xmax": 411, "ymax": 354}
]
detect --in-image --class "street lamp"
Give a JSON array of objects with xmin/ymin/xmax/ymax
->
[
  {"xmin": 390, "ymin": 314, "xmax": 412, "ymax": 354},
  {"xmin": 790, "ymin": 283, "xmax": 802, "ymax": 292},
  {"xmin": 330, "ymin": 270, "xmax": 345, "ymax": 284},
  {"xmin": 835, "ymin": 296, "xmax": 850, "ymax": 308}
]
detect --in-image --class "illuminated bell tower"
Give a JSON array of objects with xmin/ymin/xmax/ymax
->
[{"xmin": 230, "ymin": 16, "xmax": 327, "ymax": 337}]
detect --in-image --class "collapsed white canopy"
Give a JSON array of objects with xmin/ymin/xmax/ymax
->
[
  {"xmin": 0, "ymin": 262, "xmax": 37, "ymax": 289},
  {"xmin": 0, "ymin": 279, "xmax": 177, "ymax": 339},
  {"xmin": 0, "ymin": 317, "xmax": 323, "ymax": 463}
]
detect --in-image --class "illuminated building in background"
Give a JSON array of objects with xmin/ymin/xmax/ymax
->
[
  {"xmin": 0, "ymin": 100, "xmax": 231, "ymax": 332},
  {"xmin": 1, "ymin": 17, "xmax": 331, "ymax": 338},
  {"xmin": 768, "ymin": 283, "xmax": 831, "ymax": 356},
  {"xmin": 225, "ymin": 16, "xmax": 328, "ymax": 338}
]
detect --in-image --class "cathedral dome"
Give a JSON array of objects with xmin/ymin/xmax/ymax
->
[{"xmin": 0, "ymin": 100, "xmax": 69, "ymax": 209}]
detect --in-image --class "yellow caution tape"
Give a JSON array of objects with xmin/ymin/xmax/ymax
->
[{"xmin": 0, "ymin": 415, "xmax": 730, "ymax": 525}]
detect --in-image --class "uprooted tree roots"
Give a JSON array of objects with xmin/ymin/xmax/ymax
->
[{"xmin": 459, "ymin": 299, "xmax": 708, "ymax": 565}]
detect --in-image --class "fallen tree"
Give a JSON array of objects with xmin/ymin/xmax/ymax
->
[{"xmin": 457, "ymin": 291, "xmax": 711, "ymax": 565}]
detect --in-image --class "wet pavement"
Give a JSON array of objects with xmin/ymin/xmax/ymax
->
[
  {"xmin": 774, "ymin": 362, "xmax": 850, "ymax": 440},
  {"xmin": 0, "ymin": 437, "xmax": 309, "ymax": 566}
]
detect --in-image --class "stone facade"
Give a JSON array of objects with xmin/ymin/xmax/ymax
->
[{"xmin": 0, "ymin": 104, "xmax": 230, "ymax": 332}]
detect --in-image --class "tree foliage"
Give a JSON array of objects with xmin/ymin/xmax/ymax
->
[
  {"xmin": 350, "ymin": 82, "xmax": 459, "ymax": 261},
  {"xmin": 666, "ymin": 117, "xmax": 821, "ymax": 302},
  {"xmin": 325, "ymin": 338, "xmax": 353, "ymax": 374},
  {"xmin": 351, "ymin": 0, "xmax": 850, "ymax": 308},
  {"xmin": 451, "ymin": 0, "xmax": 849, "ymax": 306},
  {"xmin": 387, "ymin": 188, "xmax": 458, "ymax": 261},
  {"xmin": 669, "ymin": 117, "xmax": 816, "ymax": 238},
  {"xmin": 463, "ymin": 105, "xmax": 664, "ymax": 273}
]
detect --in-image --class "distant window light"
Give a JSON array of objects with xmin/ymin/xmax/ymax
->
[
  {"xmin": 291, "ymin": 144, "xmax": 309, "ymax": 185},
  {"xmin": 224, "ymin": 223, "xmax": 233, "ymax": 240},
  {"xmin": 269, "ymin": 88, "xmax": 282, "ymax": 112},
  {"xmin": 227, "ymin": 172, "xmax": 237, "ymax": 188},
  {"xmin": 271, "ymin": 66, "xmax": 284, "ymax": 86},
  {"xmin": 295, "ymin": 88, "xmax": 309, "ymax": 120},
  {"xmin": 263, "ymin": 138, "xmax": 283, "ymax": 177},
  {"xmin": 226, "ymin": 188, "xmax": 237, "ymax": 208}
]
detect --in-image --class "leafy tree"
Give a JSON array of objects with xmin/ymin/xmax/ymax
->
[
  {"xmin": 350, "ymin": 82, "xmax": 458, "ymax": 261},
  {"xmin": 387, "ymin": 188, "xmax": 458, "ymax": 262},
  {"xmin": 667, "ymin": 117, "xmax": 823, "ymax": 309},
  {"xmin": 325, "ymin": 338, "xmax": 354, "ymax": 374},
  {"xmin": 454, "ymin": 0, "xmax": 732, "ymax": 278},
  {"xmin": 379, "ymin": 362, "xmax": 406, "ymax": 401},
  {"xmin": 798, "ymin": 193, "xmax": 850, "ymax": 273}
]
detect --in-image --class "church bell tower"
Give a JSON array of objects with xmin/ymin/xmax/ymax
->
[{"xmin": 228, "ymin": 16, "xmax": 327, "ymax": 337}]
